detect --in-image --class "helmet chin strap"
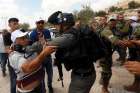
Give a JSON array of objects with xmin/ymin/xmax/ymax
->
[{"xmin": 59, "ymin": 24, "xmax": 64, "ymax": 34}]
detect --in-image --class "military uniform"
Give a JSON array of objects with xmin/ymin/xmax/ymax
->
[
  {"xmin": 115, "ymin": 21, "xmax": 130, "ymax": 62},
  {"xmin": 96, "ymin": 26, "xmax": 113, "ymax": 87}
]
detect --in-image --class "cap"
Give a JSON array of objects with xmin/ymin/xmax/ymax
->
[
  {"xmin": 48, "ymin": 11, "xmax": 75, "ymax": 25},
  {"xmin": 109, "ymin": 16, "xmax": 117, "ymax": 21},
  {"xmin": 36, "ymin": 17, "xmax": 45, "ymax": 23},
  {"xmin": 11, "ymin": 30, "xmax": 28, "ymax": 42},
  {"xmin": 129, "ymin": 16, "xmax": 138, "ymax": 21}
]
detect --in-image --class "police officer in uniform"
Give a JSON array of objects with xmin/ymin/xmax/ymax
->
[{"xmin": 47, "ymin": 11, "xmax": 105, "ymax": 93}]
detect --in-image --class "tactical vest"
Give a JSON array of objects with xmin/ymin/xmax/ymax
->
[{"xmin": 55, "ymin": 26, "xmax": 105, "ymax": 71}]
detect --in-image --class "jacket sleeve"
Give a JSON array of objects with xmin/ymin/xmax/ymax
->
[
  {"xmin": 43, "ymin": 29, "xmax": 51, "ymax": 41},
  {"xmin": 29, "ymin": 30, "xmax": 38, "ymax": 43}
]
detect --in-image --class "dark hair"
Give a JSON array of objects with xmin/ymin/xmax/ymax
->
[
  {"xmin": 8, "ymin": 18, "xmax": 19, "ymax": 23},
  {"xmin": 110, "ymin": 19, "xmax": 116, "ymax": 21},
  {"xmin": 138, "ymin": 10, "xmax": 140, "ymax": 13}
]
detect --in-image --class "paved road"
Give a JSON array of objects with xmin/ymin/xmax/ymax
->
[{"xmin": 0, "ymin": 52, "xmax": 137, "ymax": 93}]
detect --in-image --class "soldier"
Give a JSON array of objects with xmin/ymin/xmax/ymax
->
[
  {"xmin": 47, "ymin": 11, "xmax": 105, "ymax": 93},
  {"xmin": 115, "ymin": 13, "xmax": 131, "ymax": 64},
  {"xmin": 95, "ymin": 16, "xmax": 112, "ymax": 93}
]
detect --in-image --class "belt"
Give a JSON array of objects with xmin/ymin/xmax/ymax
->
[{"xmin": 73, "ymin": 71, "xmax": 93, "ymax": 77}]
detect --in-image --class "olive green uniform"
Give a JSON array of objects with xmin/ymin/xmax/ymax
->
[
  {"xmin": 96, "ymin": 26, "xmax": 114, "ymax": 85},
  {"xmin": 115, "ymin": 21, "xmax": 130, "ymax": 62}
]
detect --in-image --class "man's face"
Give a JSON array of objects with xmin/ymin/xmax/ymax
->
[
  {"xmin": 9, "ymin": 21, "xmax": 19, "ymax": 31},
  {"xmin": 36, "ymin": 21, "xmax": 45, "ymax": 31},
  {"xmin": 16, "ymin": 36, "xmax": 29, "ymax": 46},
  {"xmin": 109, "ymin": 20, "xmax": 116, "ymax": 28},
  {"xmin": 99, "ymin": 17, "xmax": 107, "ymax": 25},
  {"xmin": 117, "ymin": 14, "xmax": 124, "ymax": 21}
]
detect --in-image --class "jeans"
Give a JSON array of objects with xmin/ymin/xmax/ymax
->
[
  {"xmin": 7, "ymin": 59, "xmax": 17, "ymax": 93},
  {"xmin": 0, "ymin": 53, "xmax": 8, "ymax": 73},
  {"xmin": 43, "ymin": 56, "xmax": 53, "ymax": 87}
]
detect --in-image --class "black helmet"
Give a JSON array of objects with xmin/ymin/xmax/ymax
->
[{"xmin": 48, "ymin": 11, "xmax": 75, "ymax": 26}]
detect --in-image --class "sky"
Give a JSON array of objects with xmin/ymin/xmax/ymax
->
[{"xmin": 0, "ymin": 0, "xmax": 123, "ymax": 29}]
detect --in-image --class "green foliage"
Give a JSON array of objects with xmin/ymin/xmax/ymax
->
[
  {"xmin": 19, "ymin": 23, "xmax": 30, "ymax": 31},
  {"xmin": 95, "ymin": 11, "xmax": 107, "ymax": 17},
  {"xmin": 109, "ymin": 6, "xmax": 123, "ymax": 12},
  {"xmin": 128, "ymin": 1, "xmax": 140, "ymax": 9},
  {"xmin": 74, "ymin": 5, "xmax": 94, "ymax": 24}
]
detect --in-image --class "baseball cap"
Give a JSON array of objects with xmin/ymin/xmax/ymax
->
[
  {"xmin": 129, "ymin": 16, "xmax": 138, "ymax": 21},
  {"xmin": 11, "ymin": 30, "xmax": 28, "ymax": 42},
  {"xmin": 36, "ymin": 18, "xmax": 45, "ymax": 24},
  {"xmin": 109, "ymin": 16, "xmax": 117, "ymax": 21}
]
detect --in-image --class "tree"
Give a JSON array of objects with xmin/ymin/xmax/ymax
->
[
  {"xmin": 74, "ymin": 5, "xmax": 94, "ymax": 25},
  {"xmin": 128, "ymin": 1, "xmax": 140, "ymax": 9},
  {"xmin": 19, "ymin": 23, "xmax": 30, "ymax": 31},
  {"xmin": 95, "ymin": 11, "xmax": 107, "ymax": 17},
  {"xmin": 109, "ymin": 6, "xmax": 123, "ymax": 13}
]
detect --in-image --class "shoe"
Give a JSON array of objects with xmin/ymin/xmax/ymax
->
[
  {"xmin": 101, "ymin": 87, "xmax": 110, "ymax": 93},
  {"xmin": 2, "ymin": 71, "xmax": 6, "ymax": 77},
  {"xmin": 48, "ymin": 86, "xmax": 54, "ymax": 93}
]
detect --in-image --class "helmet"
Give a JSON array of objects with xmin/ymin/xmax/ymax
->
[{"xmin": 48, "ymin": 11, "xmax": 75, "ymax": 26}]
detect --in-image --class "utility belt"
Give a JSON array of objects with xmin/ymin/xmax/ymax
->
[
  {"xmin": 16, "ymin": 68, "xmax": 45, "ymax": 89},
  {"xmin": 73, "ymin": 71, "xmax": 93, "ymax": 77}
]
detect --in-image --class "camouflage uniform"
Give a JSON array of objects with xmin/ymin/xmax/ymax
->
[
  {"xmin": 96, "ymin": 26, "xmax": 113, "ymax": 85},
  {"xmin": 115, "ymin": 21, "xmax": 130, "ymax": 62}
]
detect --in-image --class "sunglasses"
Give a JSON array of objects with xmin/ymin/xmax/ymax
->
[{"xmin": 36, "ymin": 21, "xmax": 45, "ymax": 24}]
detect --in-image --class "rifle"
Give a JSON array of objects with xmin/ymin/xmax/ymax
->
[{"xmin": 54, "ymin": 59, "xmax": 64, "ymax": 87}]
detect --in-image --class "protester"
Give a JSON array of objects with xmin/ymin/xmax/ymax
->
[
  {"xmin": 8, "ymin": 17, "xmax": 20, "ymax": 93},
  {"xmin": 29, "ymin": 19, "xmax": 54, "ymax": 93},
  {"xmin": 0, "ymin": 30, "xmax": 8, "ymax": 77},
  {"xmin": 123, "ymin": 11, "xmax": 140, "ymax": 92},
  {"xmin": 9, "ymin": 30, "xmax": 56, "ymax": 93}
]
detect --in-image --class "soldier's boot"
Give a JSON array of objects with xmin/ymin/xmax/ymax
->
[
  {"xmin": 101, "ymin": 80, "xmax": 110, "ymax": 93},
  {"xmin": 100, "ymin": 72, "xmax": 112, "ymax": 93},
  {"xmin": 2, "ymin": 69, "xmax": 6, "ymax": 77},
  {"xmin": 48, "ymin": 86, "xmax": 54, "ymax": 93},
  {"xmin": 124, "ymin": 76, "xmax": 140, "ymax": 92}
]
